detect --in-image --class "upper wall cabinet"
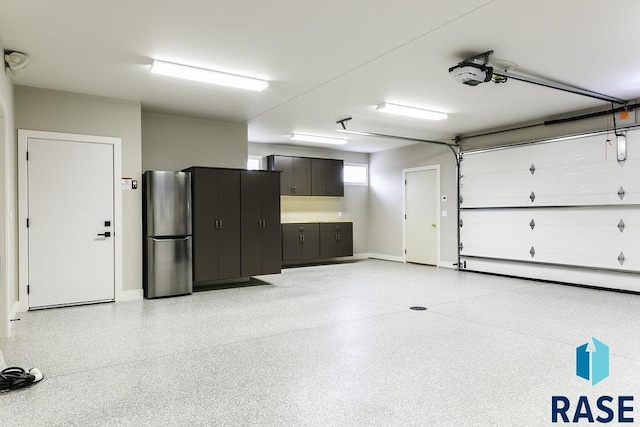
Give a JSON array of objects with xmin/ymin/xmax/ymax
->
[
  {"xmin": 267, "ymin": 155, "xmax": 344, "ymax": 197},
  {"xmin": 267, "ymin": 155, "xmax": 311, "ymax": 196},
  {"xmin": 311, "ymin": 158, "xmax": 344, "ymax": 197}
]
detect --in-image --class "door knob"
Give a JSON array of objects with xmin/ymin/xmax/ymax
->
[
  {"xmin": 97, "ymin": 231, "xmax": 111, "ymax": 237},
  {"xmin": 431, "ymin": 223, "xmax": 436, "ymax": 228}
]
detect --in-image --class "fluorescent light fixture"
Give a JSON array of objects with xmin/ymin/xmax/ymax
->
[
  {"xmin": 376, "ymin": 102, "xmax": 447, "ymax": 120},
  {"xmin": 150, "ymin": 60, "xmax": 268, "ymax": 91},
  {"xmin": 290, "ymin": 133, "xmax": 347, "ymax": 145}
]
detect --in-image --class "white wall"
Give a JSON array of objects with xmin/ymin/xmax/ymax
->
[
  {"xmin": 0, "ymin": 36, "xmax": 17, "ymax": 338},
  {"xmin": 142, "ymin": 112, "xmax": 247, "ymax": 171},
  {"xmin": 248, "ymin": 143, "xmax": 369, "ymax": 255},
  {"xmin": 369, "ymin": 143, "xmax": 458, "ymax": 266},
  {"xmin": 14, "ymin": 86, "xmax": 142, "ymax": 292}
]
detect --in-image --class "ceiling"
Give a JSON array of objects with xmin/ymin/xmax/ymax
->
[{"xmin": 2, "ymin": 0, "xmax": 639, "ymax": 153}]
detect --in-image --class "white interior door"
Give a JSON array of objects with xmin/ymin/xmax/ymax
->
[
  {"xmin": 27, "ymin": 138, "xmax": 115, "ymax": 308},
  {"xmin": 405, "ymin": 168, "xmax": 438, "ymax": 265}
]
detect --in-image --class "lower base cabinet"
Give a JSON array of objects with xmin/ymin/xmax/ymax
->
[{"xmin": 282, "ymin": 222, "xmax": 353, "ymax": 264}]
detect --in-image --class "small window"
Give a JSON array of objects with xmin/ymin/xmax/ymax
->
[
  {"xmin": 343, "ymin": 163, "xmax": 368, "ymax": 186},
  {"xmin": 247, "ymin": 156, "xmax": 262, "ymax": 170}
]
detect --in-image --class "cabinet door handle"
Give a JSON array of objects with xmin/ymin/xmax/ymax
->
[
  {"xmin": 215, "ymin": 220, "xmax": 219, "ymax": 229},
  {"xmin": 298, "ymin": 235, "xmax": 302, "ymax": 243},
  {"xmin": 258, "ymin": 220, "xmax": 262, "ymax": 228},
  {"xmin": 220, "ymin": 220, "xmax": 223, "ymax": 229},
  {"xmin": 338, "ymin": 234, "xmax": 341, "ymax": 241},
  {"xmin": 302, "ymin": 234, "xmax": 305, "ymax": 242}
]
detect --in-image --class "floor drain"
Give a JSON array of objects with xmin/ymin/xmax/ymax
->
[{"xmin": 409, "ymin": 306, "xmax": 427, "ymax": 311}]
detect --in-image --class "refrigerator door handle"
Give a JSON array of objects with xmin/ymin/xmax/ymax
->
[{"xmin": 151, "ymin": 236, "xmax": 191, "ymax": 242}]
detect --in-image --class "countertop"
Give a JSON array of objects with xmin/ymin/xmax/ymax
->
[{"xmin": 281, "ymin": 220, "xmax": 352, "ymax": 224}]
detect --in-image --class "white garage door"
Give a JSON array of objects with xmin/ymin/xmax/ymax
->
[{"xmin": 459, "ymin": 128, "xmax": 640, "ymax": 292}]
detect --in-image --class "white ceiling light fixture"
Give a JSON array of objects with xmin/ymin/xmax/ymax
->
[
  {"xmin": 376, "ymin": 102, "xmax": 448, "ymax": 121},
  {"xmin": 150, "ymin": 59, "xmax": 268, "ymax": 92},
  {"xmin": 290, "ymin": 133, "xmax": 347, "ymax": 145}
]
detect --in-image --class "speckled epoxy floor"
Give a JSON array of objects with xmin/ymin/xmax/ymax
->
[{"xmin": 1, "ymin": 259, "xmax": 639, "ymax": 426}]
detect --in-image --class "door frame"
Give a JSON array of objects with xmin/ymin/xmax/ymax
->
[
  {"xmin": 402, "ymin": 165, "xmax": 441, "ymax": 266},
  {"xmin": 18, "ymin": 130, "xmax": 122, "ymax": 311}
]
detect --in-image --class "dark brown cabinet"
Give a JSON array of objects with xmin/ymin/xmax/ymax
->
[
  {"xmin": 282, "ymin": 222, "xmax": 353, "ymax": 264},
  {"xmin": 320, "ymin": 222, "xmax": 353, "ymax": 258},
  {"xmin": 311, "ymin": 158, "xmax": 344, "ymax": 197},
  {"xmin": 241, "ymin": 170, "xmax": 282, "ymax": 276},
  {"xmin": 185, "ymin": 167, "xmax": 241, "ymax": 284},
  {"xmin": 282, "ymin": 223, "xmax": 320, "ymax": 262},
  {"xmin": 267, "ymin": 155, "xmax": 343, "ymax": 197},
  {"xmin": 267, "ymin": 155, "xmax": 311, "ymax": 196}
]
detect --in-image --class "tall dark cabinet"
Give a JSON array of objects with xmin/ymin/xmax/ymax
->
[
  {"xmin": 184, "ymin": 167, "xmax": 241, "ymax": 284},
  {"xmin": 241, "ymin": 170, "xmax": 282, "ymax": 277}
]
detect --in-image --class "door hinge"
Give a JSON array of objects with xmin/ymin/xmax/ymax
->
[
  {"xmin": 26, "ymin": 218, "xmax": 29, "ymax": 228},
  {"xmin": 404, "ymin": 214, "xmax": 407, "ymax": 220},
  {"xmin": 26, "ymin": 151, "xmax": 29, "ymax": 161},
  {"xmin": 404, "ymin": 249, "xmax": 407, "ymax": 254},
  {"xmin": 404, "ymin": 179, "xmax": 407, "ymax": 185},
  {"xmin": 27, "ymin": 285, "xmax": 30, "ymax": 294}
]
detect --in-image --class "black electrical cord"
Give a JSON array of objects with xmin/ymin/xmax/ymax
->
[{"xmin": 0, "ymin": 367, "xmax": 43, "ymax": 392}]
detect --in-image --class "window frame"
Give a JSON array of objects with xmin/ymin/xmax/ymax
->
[{"xmin": 343, "ymin": 162, "xmax": 369, "ymax": 186}]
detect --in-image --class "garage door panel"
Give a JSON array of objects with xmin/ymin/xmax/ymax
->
[
  {"xmin": 461, "ymin": 158, "xmax": 640, "ymax": 207},
  {"xmin": 460, "ymin": 204, "xmax": 640, "ymax": 273},
  {"xmin": 461, "ymin": 129, "xmax": 640, "ymax": 208}
]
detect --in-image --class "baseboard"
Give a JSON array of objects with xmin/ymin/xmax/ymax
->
[
  {"xmin": 367, "ymin": 253, "xmax": 404, "ymax": 263},
  {"xmin": 352, "ymin": 253, "xmax": 369, "ymax": 260},
  {"xmin": 115, "ymin": 289, "xmax": 143, "ymax": 302},
  {"xmin": 437, "ymin": 261, "xmax": 458, "ymax": 269}
]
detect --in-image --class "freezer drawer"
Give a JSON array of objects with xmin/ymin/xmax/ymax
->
[{"xmin": 145, "ymin": 236, "xmax": 193, "ymax": 298}]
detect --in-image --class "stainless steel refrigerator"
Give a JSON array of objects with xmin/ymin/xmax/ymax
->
[{"xmin": 143, "ymin": 171, "xmax": 193, "ymax": 298}]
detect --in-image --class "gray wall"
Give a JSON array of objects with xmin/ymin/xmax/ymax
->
[
  {"xmin": 15, "ymin": 86, "xmax": 143, "ymax": 292},
  {"xmin": 142, "ymin": 112, "xmax": 247, "ymax": 171},
  {"xmin": 0, "ymin": 39, "xmax": 16, "ymax": 337},
  {"xmin": 369, "ymin": 143, "xmax": 458, "ymax": 265},
  {"xmin": 248, "ymin": 143, "xmax": 369, "ymax": 255}
]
